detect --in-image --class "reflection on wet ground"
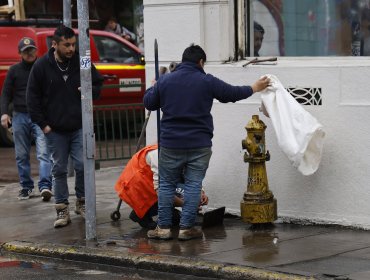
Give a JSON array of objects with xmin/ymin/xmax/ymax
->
[{"xmin": 0, "ymin": 253, "xmax": 222, "ymax": 280}]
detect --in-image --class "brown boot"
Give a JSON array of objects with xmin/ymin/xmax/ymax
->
[
  {"xmin": 178, "ymin": 227, "xmax": 203, "ymax": 241},
  {"xmin": 54, "ymin": 203, "xmax": 71, "ymax": 228},
  {"xmin": 75, "ymin": 197, "xmax": 85, "ymax": 219},
  {"xmin": 147, "ymin": 226, "xmax": 173, "ymax": 240}
]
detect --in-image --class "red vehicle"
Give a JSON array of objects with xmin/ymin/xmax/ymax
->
[{"xmin": 0, "ymin": 26, "xmax": 145, "ymax": 146}]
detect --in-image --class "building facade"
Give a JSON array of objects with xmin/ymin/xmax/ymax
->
[{"xmin": 143, "ymin": 0, "xmax": 370, "ymax": 228}]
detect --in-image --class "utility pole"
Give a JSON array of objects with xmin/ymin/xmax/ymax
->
[
  {"xmin": 63, "ymin": 0, "xmax": 71, "ymax": 27},
  {"xmin": 63, "ymin": 0, "xmax": 74, "ymax": 178},
  {"xmin": 77, "ymin": 0, "xmax": 97, "ymax": 241}
]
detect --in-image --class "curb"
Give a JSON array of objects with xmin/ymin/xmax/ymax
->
[{"xmin": 1, "ymin": 240, "xmax": 314, "ymax": 280}]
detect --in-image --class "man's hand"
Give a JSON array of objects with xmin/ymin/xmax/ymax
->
[
  {"xmin": 123, "ymin": 34, "xmax": 131, "ymax": 40},
  {"xmin": 1, "ymin": 114, "xmax": 11, "ymax": 129},
  {"xmin": 251, "ymin": 76, "xmax": 270, "ymax": 93},
  {"xmin": 200, "ymin": 190, "xmax": 209, "ymax": 206},
  {"xmin": 173, "ymin": 195, "xmax": 184, "ymax": 207},
  {"xmin": 43, "ymin": 125, "xmax": 52, "ymax": 134}
]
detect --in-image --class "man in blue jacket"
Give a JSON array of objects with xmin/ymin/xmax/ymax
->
[
  {"xmin": 27, "ymin": 25, "xmax": 103, "ymax": 228},
  {"xmin": 144, "ymin": 44, "xmax": 270, "ymax": 241}
]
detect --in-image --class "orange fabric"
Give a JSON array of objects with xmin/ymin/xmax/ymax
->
[{"xmin": 114, "ymin": 144, "xmax": 158, "ymax": 218}]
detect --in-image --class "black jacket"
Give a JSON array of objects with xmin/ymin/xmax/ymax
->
[
  {"xmin": 1, "ymin": 60, "xmax": 35, "ymax": 115},
  {"xmin": 27, "ymin": 48, "xmax": 103, "ymax": 132}
]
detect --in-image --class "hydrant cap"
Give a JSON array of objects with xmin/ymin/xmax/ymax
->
[{"xmin": 246, "ymin": 115, "xmax": 266, "ymax": 131}]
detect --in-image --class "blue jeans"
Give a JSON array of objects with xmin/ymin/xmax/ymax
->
[
  {"xmin": 12, "ymin": 112, "xmax": 52, "ymax": 191},
  {"xmin": 158, "ymin": 147, "xmax": 212, "ymax": 229},
  {"xmin": 143, "ymin": 183, "xmax": 184, "ymax": 219},
  {"xmin": 45, "ymin": 129, "xmax": 84, "ymax": 204}
]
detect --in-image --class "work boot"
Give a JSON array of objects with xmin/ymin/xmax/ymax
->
[
  {"xmin": 178, "ymin": 227, "xmax": 203, "ymax": 241},
  {"xmin": 40, "ymin": 189, "xmax": 52, "ymax": 202},
  {"xmin": 129, "ymin": 210, "xmax": 157, "ymax": 230},
  {"xmin": 75, "ymin": 197, "xmax": 85, "ymax": 219},
  {"xmin": 54, "ymin": 203, "xmax": 71, "ymax": 228},
  {"xmin": 147, "ymin": 226, "xmax": 173, "ymax": 240}
]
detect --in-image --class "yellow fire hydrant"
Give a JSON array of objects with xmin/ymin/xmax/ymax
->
[{"xmin": 240, "ymin": 115, "xmax": 277, "ymax": 224}]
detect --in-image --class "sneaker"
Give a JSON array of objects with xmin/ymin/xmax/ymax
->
[
  {"xmin": 147, "ymin": 226, "xmax": 173, "ymax": 240},
  {"xmin": 18, "ymin": 189, "xmax": 32, "ymax": 200},
  {"xmin": 54, "ymin": 203, "xmax": 71, "ymax": 228},
  {"xmin": 178, "ymin": 227, "xmax": 203, "ymax": 241},
  {"xmin": 75, "ymin": 198, "xmax": 85, "ymax": 218},
  {"xmin": 129, "ymin": 210, "xmax": 157, "ymax": 230},
  {"xmin": 40, "ymin": 189, "xmax": 52, "ymax": 202}
]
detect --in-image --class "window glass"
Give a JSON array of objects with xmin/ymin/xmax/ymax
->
[
  {"xmin": 250, "ymin": 0, "xmax": 370, "ymax": 56},
  {"xmin": 93, "ymin": 36, "xmax": 140, "ymax": 63}
]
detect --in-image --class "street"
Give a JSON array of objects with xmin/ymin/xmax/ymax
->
[{"xmin": 0, "ymin": 253, "xmax": 220, "ymax": 280}]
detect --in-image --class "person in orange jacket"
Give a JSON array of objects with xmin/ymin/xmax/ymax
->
[{"xmin": 114, "ymin": 144, "xmax": 208, "ymax": 229}]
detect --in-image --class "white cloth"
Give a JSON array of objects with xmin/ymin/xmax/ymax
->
[
  {"xmin": 260, "ymin": 74, "xmax": 325, "ymax": 175},
  {"xmin": 145, "ymin": 149, "xmax": 159, "ymax": 190}
]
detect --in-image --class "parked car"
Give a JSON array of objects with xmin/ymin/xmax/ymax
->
[{"xmin": 0, "ymin": 26, "xmax": 145, "ymax": 146}]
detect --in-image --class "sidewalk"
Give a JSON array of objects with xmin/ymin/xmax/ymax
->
[{"xmin": 1, "ymin": 167, "xmax": 370, "ymax": 280}]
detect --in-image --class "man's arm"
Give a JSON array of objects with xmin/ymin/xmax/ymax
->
[
  {"xmin": 211, "ymin": 75, "xmax": 270, "ymax": 103},
  {"xmin": 143, "ymin": 82, "xmax": 160, "ymax": 111},
  {"xmin": 91, "ymin": 64, "xmax": 103, "ymax": 100},
  {"xmin": 26, "ymin": 63, "xmax": 47, "ymax": 130},
  {"xmin": 1, "ymin": 67, "xmax": 16, "ymax": 128},
  {"xmin": 122, "ymin": 26, "xmax": 136, "ymax": 41},
  {"xmin": 1, "ymin": 66, "xmax": 15, "ymax": 116}
]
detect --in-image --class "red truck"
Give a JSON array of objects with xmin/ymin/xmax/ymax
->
[{"xmin": 0, "ymin": 26, "xmax": 145, "ymax": 146}]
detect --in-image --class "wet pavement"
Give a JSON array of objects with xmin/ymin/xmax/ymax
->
[
  {"xmin": 0, "ymin": 253, "xmax": 221, "ymax": 280},
  {"xmin": 1, "ymin": 165, "xmax": 370, "ymax": 279}
]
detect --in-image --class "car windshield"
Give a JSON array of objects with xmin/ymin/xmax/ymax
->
[
  {"xmin": 46, "ymin": 35, "xmax": 140, "ymax": 64},
  {"xmin": 94, "ymin": 35, "xmax": 140, "ymax": 64}
]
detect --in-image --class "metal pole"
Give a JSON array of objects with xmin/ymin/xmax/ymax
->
[
  {"xmin": 63, "ymin": 0, "xmax": 74, "ymax": 177},
  {"xmin": 77, "ymin": 0, "xmax": 97, "ymax": 241},
  {"xmin": 154, "ymin": 40, "xmax": 160, "ymax": 148},
  {"xmin": 154, "ymin": 39, "xmax": 160, "ymax": 193},
  {"xmin": 63, "ymin": 0, "xmax": 71, "ymax": 27}
]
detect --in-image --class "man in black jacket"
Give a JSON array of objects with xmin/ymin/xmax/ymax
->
[
  {"xmin": 27, "ymin": 25, "xmax": 103, "ymax": 228},
  {"xmin": 1, "ymin": 37, "xmax": 52, "ymax": 201}
]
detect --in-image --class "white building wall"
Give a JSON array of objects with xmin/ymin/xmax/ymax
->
[{"xmin": 143, "ymin": 0, "xmax": 370, "ymax": 228}]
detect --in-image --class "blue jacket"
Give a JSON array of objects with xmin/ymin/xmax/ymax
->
[{"xmin": 144, "ymin": 62, "xmax": 254, "ymax": 149}]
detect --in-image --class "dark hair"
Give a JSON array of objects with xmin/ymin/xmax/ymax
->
[
  {"xmin": 53, "ymin": 25, "xmax": 75, "ymax": 43},
  {"xmin": 254, "ymin": 21, "xmax": 265, "ymax": 34},
  {"xmin": 181, "ymin": 44, "xmax": 207, "ymax": 64},
  {"xmin": 107, "ymin": 17, "xmax": 117, "ymax": 22}
]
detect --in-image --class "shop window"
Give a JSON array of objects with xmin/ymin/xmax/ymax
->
[{"xmin": 248, "ymin": 0, "xmax": 370, "ymax": 56}]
